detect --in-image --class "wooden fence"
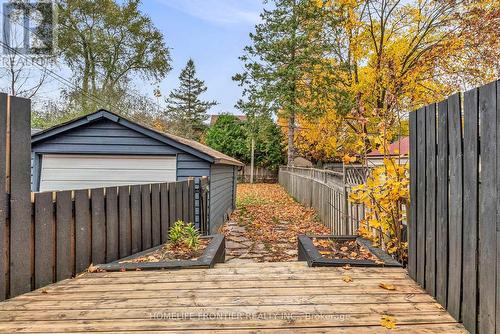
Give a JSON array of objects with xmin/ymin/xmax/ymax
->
[
  {"xmin": 279, "ymin": 166, "xmax": 365, "ymax": 235},
  {"xmin": 0, "ymin": 94, "xmax": 207, "ymax": 301},
  {"xmin": 409, "ymin": 79, "xmax": 499, "ymax": 334},
  {"xmin": 238, "ymin": 165, "xmax": 277, "ymax": 183}
]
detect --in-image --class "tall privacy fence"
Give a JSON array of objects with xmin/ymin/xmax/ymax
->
[
  {"xmin": 409, "ymin": 79, "xmax": 499, "ymax": 334},
  {"xmin": 279, "ymin": 166, "xmax": 365, "ymax": 235},
  {"xmin": 0, "ymin": 94, "xmax": 207, "ymax": 301}
]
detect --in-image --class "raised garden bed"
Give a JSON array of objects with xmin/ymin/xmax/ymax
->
[
  {"xmin": 96, "ymin": 234, "xmax": 225, "ymax": 271},
  {"xmin": 298, "ymin": 235, "xmax": 402, "ymax": 267}
]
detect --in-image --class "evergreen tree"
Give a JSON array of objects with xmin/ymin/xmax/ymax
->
[
  {"xmin": 233, "ymin": 0, "xmax": 330, "ymax": 166},
  {"xmin": 253, "ymin": 116, "xmax": 285, "ymax": 172},
  {"xmin": 165, "ymin": 59, "xmax": 217, "ymax": 140},
  {"xmin": 204, "ymin": 114, "xmax": 285, "ymax": 171},
  {"xmin": 204, "ymin": 114, "xmax": 248, "ymax": 163}
]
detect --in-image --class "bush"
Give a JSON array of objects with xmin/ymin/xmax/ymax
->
[{"xmin": 349, "ymin": 158, "xmax": 409, "ymax": 264}]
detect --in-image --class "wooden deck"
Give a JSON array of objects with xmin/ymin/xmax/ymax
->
[{"xmin": 0, "ymin": 262, "xmax": 468, "ymax": 333}]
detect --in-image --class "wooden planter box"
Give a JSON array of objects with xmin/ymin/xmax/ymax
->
[
  {"xmin": 96, "ymin": 234, "xmax": 225, "ymax": 271},
  {"xmin": 298, "ymin": 235, "xmax": 402, "ymax": 267}
]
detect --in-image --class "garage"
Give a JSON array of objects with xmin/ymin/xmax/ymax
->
[
  {"xmin": 31, "ymin": 109, "xmax": 244, "ymax": 231},
  {"xmin": 39, "ymin": 154, "xmax": 177, "ymax": 192}
]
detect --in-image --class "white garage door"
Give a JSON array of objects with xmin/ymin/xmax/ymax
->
[{"xmin": 39, "ymin": 154, "xmax": 177, "ymax": 192}]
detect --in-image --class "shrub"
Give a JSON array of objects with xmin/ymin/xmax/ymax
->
[
  {"xmin": 168, "ymin": 220, "xmax": 200, "ymax": 250},
  {"xmin": 349, "ymin": 158, "xmax": 409, "ymax": 264}
]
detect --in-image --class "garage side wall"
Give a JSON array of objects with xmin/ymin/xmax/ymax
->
[
  {"xmin": 176, "ymin": 153, "xmax": 211, "ymax": 227},
  {"xmin": 209, "ymin": 164, "xmax": 237, "ymax": 233}
]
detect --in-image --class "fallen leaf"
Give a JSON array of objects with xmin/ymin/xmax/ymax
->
[
  {"xmin": 340, "ymin": 246, "xmax": 348, "ymax": 252},
  {"xmin": 379, "ymin": 283, "xmax": 397, "ymax": 291},
  {"xmin": 342, "ymin": 275, "xmax": 352, "ymax": 283},
  {"xmin": 41, "ymin": 289, "xmax": 48, "ymax": 294},
  {"xmin": 342, "ymin": 264, "xmax": 352, "ymax": 270},
  {"xmin": 87, "ymin": 263, "xmax": 104, "ymax": 273},
  {"xmin": 435, "ymin": 304, "xmax": 444, "ymax": 310},
  {"xmin": 380, "ymin": 315, "xmax": 396, "ymax": 329}
]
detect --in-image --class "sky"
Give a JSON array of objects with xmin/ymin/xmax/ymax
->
[
  {"xmin": 139, "ymin": 0, "xmax": 264, "ymax": 115},
  {"xmin": 0, "ymin": 0, "xmax": 264, "ymax": 115}
]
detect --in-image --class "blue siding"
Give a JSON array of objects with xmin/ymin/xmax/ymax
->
[
  {"xmin": 209, "ymin": 164, "xmax": 236, "ymax": 233},
  {"xmin": 31, "ymin": 117, "xmax": 237, "ymax": 233},
  {"xmin": 176, "ymin": 153, "xmax": 211, "ymax": 227},
  {"xmin": 32, "ymin": 120, "xmax": 182, "ymax": 155}
]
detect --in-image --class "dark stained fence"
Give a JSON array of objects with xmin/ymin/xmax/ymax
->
[
  {"xmin": 199, "ymin": 176, "xmax": 209, "ymax": 235},
  {"xmin": 0, "ymin": 94, "xmax": 201, "ymax": 301},
  {"xmin": 408, "ymin": 79, "xmax": 499, "ymax": 334},
  {"xmin": 279, "ymin": 166, "xmax": 364, "ymax": 235}
]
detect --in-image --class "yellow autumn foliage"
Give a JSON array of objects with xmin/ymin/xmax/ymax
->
[
  {"xmin": 350, "ymin": 158, "xmax": 409, "ymax": 262},
  {"xmin": 293, "ymin": 0, "xmax": 498, "ymax": 162}
]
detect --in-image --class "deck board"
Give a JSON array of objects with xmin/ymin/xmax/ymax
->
[{"xmin": 0, "ymin": 262, "xmax": 467, "ymax": 333}]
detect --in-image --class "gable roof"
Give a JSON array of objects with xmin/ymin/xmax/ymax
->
[
  {"xmin": 367, "ymin": 136, "xmax": 409, "ymax": 157},
  {"xmin": 31, "ymin": 109, "xmax": 244, "ymax": 166}
]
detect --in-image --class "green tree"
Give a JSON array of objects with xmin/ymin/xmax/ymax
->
[
  {"xmin": 204, "ymin": 114, "xmax": 285, "ymax": 171},
  {"xmin": 164, "ymin": 59, "xmax": 217, "ymax": 140},
  {"xmin": 234, "ymin": 0, "xmax": 330, "ymax": 166},
  {"xmin": 253, "ymin": 116, "xmax": 285, "ymax": 172},
  {"xmin": 32, "ymin": 88, "xmax": 164, "ymax": 129},
  {"xmin": 204, "ymin": 114, "xmax": 248, "ymax": 163},
  {"xmin": 58, "ymin": 0, "xmax": 171, "ymax": 112}
]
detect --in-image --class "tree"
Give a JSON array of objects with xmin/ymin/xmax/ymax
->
[
  {"xmin": 58, "ymin": 0, "xmax": 171, "ymax": 112},
  {"xmin": 164, "ymin": 59, "xmax": 217, "ymax": 140},
  {"xmin": 204, "ymin": 114, "xmax": 248, "ymax": 163},
  {"xmin": 32, "ymin": 87, "xmax": 166, "ymax": 129},
  {"xmin": 204, "ymin": 114, "xmax": 285, "ymax": 171},
  {"xmin": 292, "ymin": 0, "xmax": 499, "ymax": 162},
  {"xmin": 234, "ymin": 0, "xmax": 331, "ymax": 166},
  {"xmin": 252, "ymin": 115, "xmax": 285, "ymax": 172},
  {"xmin": 0, "ymin": 2, "xmax": 53, "ymax": 98}
]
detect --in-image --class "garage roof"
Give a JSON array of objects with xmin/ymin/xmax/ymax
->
[{"xmin": 31, "ymin": 109, "xmax": 244, "ymax": 167}]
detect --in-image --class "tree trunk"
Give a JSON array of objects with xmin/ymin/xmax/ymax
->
[
  {"xmin": 250, "ymin": 137, "xmax": 255, "ymax": 184},
  {"xmin": 287, "ymin": 113, "xmax": 295, "ymax": 166}
]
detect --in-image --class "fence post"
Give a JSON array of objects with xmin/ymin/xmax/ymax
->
[
  {"xmin": 187, "ymin": 178, "xmax": 194, "ymax": 224},
  {"xmin": 199, "ymin": 176, "xmax": 209, "ymax": 235},
  {"xmin": 0, "ymin": 93, "xmax": 7, "ymax": 301},
  {"xmin": 342, "ymin": 165, "xmax": 349, "ymax": 233},
  {"xmin": 8, "ymin": 96, "xmax": 32, "ymax": 298}
]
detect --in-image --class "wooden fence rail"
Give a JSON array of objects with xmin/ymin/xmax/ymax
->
[
  {"xmin": 279, "ymin": 166, "xmax": 364, "ymax": 235},
  {"xmin": 238, "ymin": 165, "xmax": 278, "ymax": 183},
  {"xmin": 0, "ymin": 94, "xmax": 206, "ymax": 301},
  {"xmin": 409, "ymin": 79, "xmax": 499, "ymax": 334}
]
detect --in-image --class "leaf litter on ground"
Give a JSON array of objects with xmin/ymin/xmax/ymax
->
[{"xmin": 223, "ymin": 184, "xmax": 330, "ymax": 262}]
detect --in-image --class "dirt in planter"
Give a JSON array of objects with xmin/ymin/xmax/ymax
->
[
  {"xmin": 312, "ymin": 238, "xmax": 380, "ymax": 262},
  {"xmin": 120, "ymin": 239, "xmax": 211, "ymax": 263}
]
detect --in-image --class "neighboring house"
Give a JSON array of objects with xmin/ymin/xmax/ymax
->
[
  {"xmin": 367, "ymin": 136, "xmax": 409, "ymax": 166},
  {"xmin": 209, "ymin": 114, "xmax": 247, "ymax": 126},
  {"xmin": 31, "ymin": 109, "xmax": 244, "ymax": 232}
]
